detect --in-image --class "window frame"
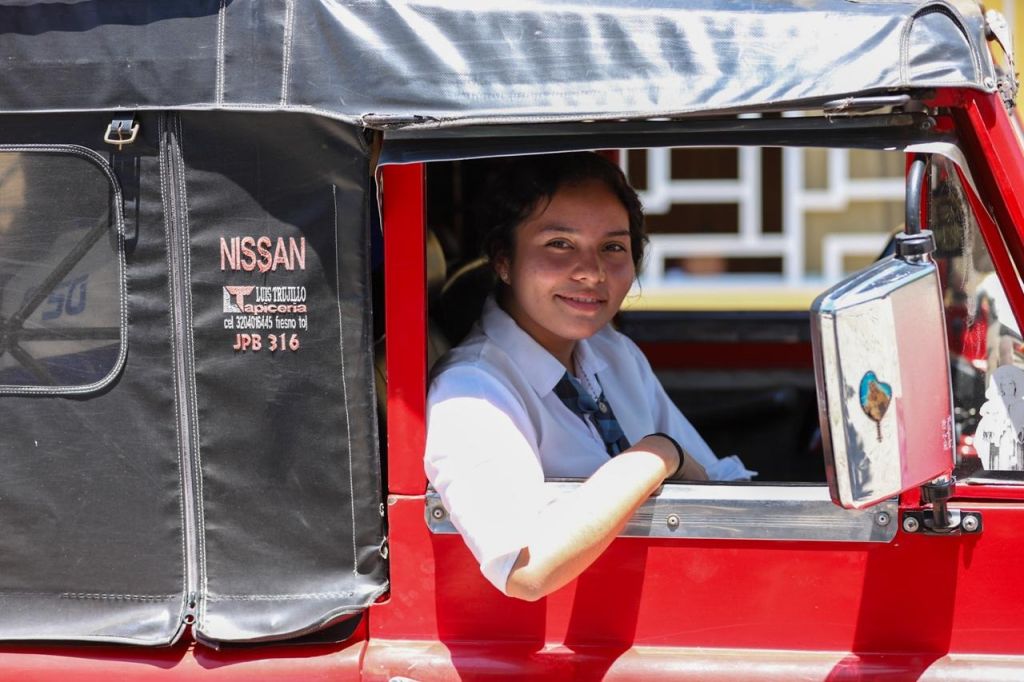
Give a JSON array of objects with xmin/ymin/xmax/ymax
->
[
  {"xmin": 0, "ymin": 144, "xmax": 128, "ymax": 395},
  {"xmin": 385, "ymin": 117, "xmax": 1024, "ymax": 538}
]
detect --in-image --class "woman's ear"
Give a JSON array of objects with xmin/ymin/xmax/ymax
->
[{"xmin": 494, "ymin": 257, "xmax": 511, "ymax": 285}]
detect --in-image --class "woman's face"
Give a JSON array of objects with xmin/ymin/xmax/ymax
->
[{"xmin": 497, "ymin": 180, "xmax": 635, "ymax": 367}]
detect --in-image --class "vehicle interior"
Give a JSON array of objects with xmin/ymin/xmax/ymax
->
[{"xmin": 409, "ymin": 145, "xmax": 1016, "ymax": 485}]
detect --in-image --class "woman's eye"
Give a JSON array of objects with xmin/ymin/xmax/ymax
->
[
  {"xmin": 546, "ymin": 239, "xmax": 572, "ymax": 249},
  {"xmin": 604, "ymin": 242, "xmax": 628, "ymax": 253}
]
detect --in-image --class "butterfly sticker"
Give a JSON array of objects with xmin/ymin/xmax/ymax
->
[{"xmin": 859, "ymin": 371, "xmax": 893, "ymax": 443}]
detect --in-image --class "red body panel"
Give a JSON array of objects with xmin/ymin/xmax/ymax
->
[
  {"xmin": 369, "ymin": 495, "xmax": 1024, "ymax": 677},
  {"xmin": 364, "ymin": 642, "xmax": 1024, "ymax": 682},
  {"xmin": 370, "ymin": 493, "xmax": 1024, "ymax": 675}
]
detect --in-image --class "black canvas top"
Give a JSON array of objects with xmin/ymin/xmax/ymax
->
[
  {"xmin": 0, "ymin": 0, "xmax": 999, "ymax": 127},
  {"xmin": 0, "ymin": 110, "xmax": 386, "ymax": 645}
]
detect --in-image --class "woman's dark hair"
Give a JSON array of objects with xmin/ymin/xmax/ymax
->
[{"xmin": 476, "ymin": 152, "xmax": 646, "ymax": 271}]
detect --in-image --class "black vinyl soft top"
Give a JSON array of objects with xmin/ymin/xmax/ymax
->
[{"xmin": 0, "ymin": 0, "xmax": 998, "ymax": 127}]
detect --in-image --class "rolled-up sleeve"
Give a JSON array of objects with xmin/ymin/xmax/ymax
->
[{"xmin": 425, "ymin": 366, "xmax": 552, "ymax": 593}]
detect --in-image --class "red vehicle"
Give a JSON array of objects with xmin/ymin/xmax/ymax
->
[{"xmin": 2, "ymin": 1, "xmax": 1024, "ymax": 679}]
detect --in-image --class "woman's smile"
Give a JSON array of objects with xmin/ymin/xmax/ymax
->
[{"xmin": 555, "ymin": 292, "xmax": 606, "ymax": 313}]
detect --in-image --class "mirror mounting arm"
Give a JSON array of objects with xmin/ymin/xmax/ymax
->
[
  {"xmin": 904, "ymin": 154, "xmax": 928, "ymax": 235},
  {"xmin": 920, "ymin": 477, "xmax": 954, "ymax": 529},
  {"xmin": 897, "ymin": 154, "xmax": 937, "ymax": 263},
  {"xmin": 901, "ymin": 477, "xmax": 984, "ymax": 535}
]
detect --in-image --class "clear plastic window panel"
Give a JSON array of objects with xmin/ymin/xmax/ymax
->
[{"xmin": 0, "ymin": 150, "xmax": 121, "ymax": 389}]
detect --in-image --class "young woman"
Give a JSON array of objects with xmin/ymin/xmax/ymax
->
[{"xmin": 425, "ymin": 153, "xmax": 754, "ymax": 601}]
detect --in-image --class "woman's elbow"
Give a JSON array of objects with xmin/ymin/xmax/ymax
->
[
  {"xmin": 504, "ymin": 572, "xmax": 550, "ymax": 602},
  {"xmin": 503, "ymin": 552, "xmax": 561, "ymax": 602},
  {"xmin": 501, "ymin": 548, "xmax": 552, "ymax": 598}
]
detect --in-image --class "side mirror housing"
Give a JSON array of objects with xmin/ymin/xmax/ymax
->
[{"xmin": 811, "ymin": 231, "xmax": 955, "ymax": 509}]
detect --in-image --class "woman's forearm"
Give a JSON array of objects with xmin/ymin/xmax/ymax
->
[{"xmin": 504, "ymin": 438, "xmax": 676, "ymax": 601}]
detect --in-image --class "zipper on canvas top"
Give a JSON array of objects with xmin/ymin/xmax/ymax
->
[{"xmin": 159, "ymin": 113, "xmax": 202, "ymax": 627}]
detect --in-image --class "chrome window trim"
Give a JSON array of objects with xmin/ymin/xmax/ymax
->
[{"xmin": 426, "ymin": 483, "xmax": 897, "ymax": 543}]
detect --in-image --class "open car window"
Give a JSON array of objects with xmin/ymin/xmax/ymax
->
[
  {"xmin": 422, "ymin": 137, "xmax": 1022, "ymax": 500},
  {"xmin": 425, "ymin": 145, "xmax": 911, "ymax": 486}
]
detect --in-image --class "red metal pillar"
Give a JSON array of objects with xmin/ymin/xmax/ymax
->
[
  {"xmin": 952, "ymin": 91, "xmax": 1024, "ymax": 326},
  {"xmin": 370, "ymin": 163, "xmax": 440, "ymax": 646},
  {"xmin": 381, "ymin": 163, "xmax": 428, "ymax": 495}
]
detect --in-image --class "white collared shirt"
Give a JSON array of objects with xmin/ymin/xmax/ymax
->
[{"xmin": 424, "ymin": 297, "xmax": 754, "ymax": 594}]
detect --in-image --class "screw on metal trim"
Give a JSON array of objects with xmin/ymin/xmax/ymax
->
[
  {"xmin": 919, "ymin": 117, "xmax": 934, "ymax": 131},
  {"xmin": 666, "ymin": 513, "xmax": 680, "ymax": 530},
  {"xmin": 962, "ymin": 514, "xmax": 980, "ymax": 533},
  {"xmin": 902, "ymin": 515, "xmax": 920, "ymax": 533},
  {"xmin": 430, "ymin": 506, "xmax": 446, "ymax": 521},
  {"xmin": 875, "ymin": 511, "xmax": 891, "ymax": 527},
  {"xmin": 985, "ymin": 77, "xmax": 997, "ymax": 89}
]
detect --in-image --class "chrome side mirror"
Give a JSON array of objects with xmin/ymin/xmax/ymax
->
[{"xmin": 811, "ymin": 156, "xmax": 955, "ymax": 509}]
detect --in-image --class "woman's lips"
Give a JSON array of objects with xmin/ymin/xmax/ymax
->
[{"xmin": 556, "ymin": 293, "xmax": 605, "ymax": 312}]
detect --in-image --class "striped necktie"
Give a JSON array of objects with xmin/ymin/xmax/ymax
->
[{"xmin": 553, "ymin": 371, "xmax": 630, "ymax": 456}]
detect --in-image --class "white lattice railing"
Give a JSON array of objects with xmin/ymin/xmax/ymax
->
[{"xmin": 624, "ymin": 146, "xmax": 904, "ymax": 294}]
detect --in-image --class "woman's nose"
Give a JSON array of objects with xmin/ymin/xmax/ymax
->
[{"xmin": 572, "ymin": 249, "xmax": 605, "ymax": 282}]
